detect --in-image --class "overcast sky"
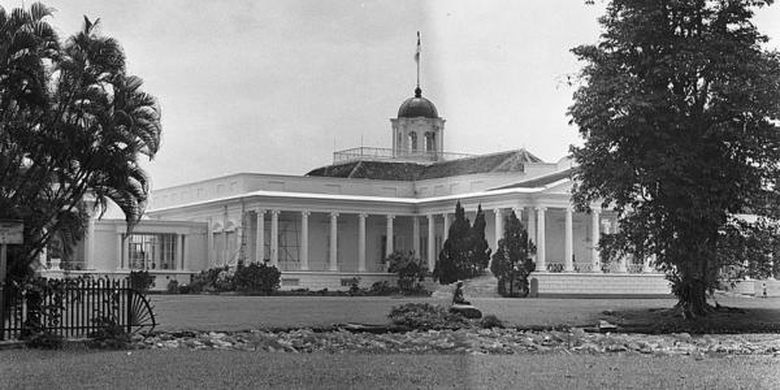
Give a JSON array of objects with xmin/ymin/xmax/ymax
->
[{"xmin": 19, "ymin": 0, "xmax": 780, "ymax": 189}]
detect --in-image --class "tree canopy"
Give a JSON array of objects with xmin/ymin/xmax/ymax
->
[
  {"xmin": 490, "ymin": 211, "xmax": 535, "ymax": 297},
  {"xmin": 0, "ymin": 3, "xmax": 161, "ymax": 279},
  {"xmin": 569, "ymin": 0, "xmax": 780, "ymax": 317},
  {"xmin": 434, "ymin": 202, "xmax": 492, "ymax": 284}
]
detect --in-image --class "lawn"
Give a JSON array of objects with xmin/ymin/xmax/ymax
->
[
  {"xmin": 1, "ymin": 349, "xmax": 779, "ymax": 389},
  {"xmin": 149, "ymin": 294, "xmax": 780, "ymax": 332}
]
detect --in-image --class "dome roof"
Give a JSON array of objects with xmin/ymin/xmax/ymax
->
[{"xmin": 397, "ymin": 87, "xmax": 438, "ymax": 118}]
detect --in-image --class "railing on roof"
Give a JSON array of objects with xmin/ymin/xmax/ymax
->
[{"xmin": 333, "ymin": 147, "xmax": 474, "ymax": 164}]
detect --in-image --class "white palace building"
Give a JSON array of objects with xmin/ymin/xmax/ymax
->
[{"xmin": 41, "ymin": 84, "xmax": 688, "ymax": 296}]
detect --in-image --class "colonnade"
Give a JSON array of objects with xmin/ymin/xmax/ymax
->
[{"xmin": 238, "ymin": 205, "xmax": 656, "ymax": 274}]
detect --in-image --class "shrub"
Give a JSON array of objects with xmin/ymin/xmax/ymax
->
[
  {"xmin": 491, "ymin": 211, "xmax": 535, "ymax": 297},
  {"xmin": 369, "ymin": 280, "xmax": 398, "ymax": 295},
  {"xmin": 178, "ymin": 284, "xmax": 191, "ymax": 294},
  {"xmin": 88, "ymin": 316, "xmax": 131, "ymax": 349},
  {"xmin": 129, "ymin": 270, "xmax": 154, "ymax": 292},
  {"xmin": 24, "ymin": 331, "xmax": 64, "ymax": 350},
  {"xmin": 387, "ymin": 251, "xmax": 428, "ymax": 293},
  {"xmin": 232, "ymin": 262, "xmax": 281, "ymax": 294},
  {"xmin": 388, "ymin": 303, "xmax": 468, "ymax": 330},
  {"xmin": 167, "ymin": 279, "xmax": 179, "ymax": 294},
  {"xmin": 188, "ymin": 266, "xmax": 230, "ymax": 293},
  {"xmin": 480, "ymin": 314, "xmax": 504, "ymax": 329}
]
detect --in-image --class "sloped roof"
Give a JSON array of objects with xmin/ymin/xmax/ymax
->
[
  {"xmin": 493, "ymin": 168, "xmax": 573, "ymax": 189},
  {"xmin": 306, "ymin": 149, "xmax": 544, "ymax": 181}
]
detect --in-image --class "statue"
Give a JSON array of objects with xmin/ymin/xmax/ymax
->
[
  {"xmin": 449, "ymin": 281, "xmax": 481, "ymax": 319},
  {"xmin": 452, "ymin": 281, "xmax": 470, "ymax": 305}
]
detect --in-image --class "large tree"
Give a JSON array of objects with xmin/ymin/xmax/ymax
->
[
  {"xmin": 434, "ymin": 202, "xmax": 492, "ymax": 284},
  {"xmin": 490, "ymin": 211, "xmax": 535, "ymax": 297},
  {"xmin": 0, "ymin": 3, "xmax": 161, "ymax": 280},
  {"xmin": 570, "ymin": 0, "xmax": 780, "ymax": 317}
]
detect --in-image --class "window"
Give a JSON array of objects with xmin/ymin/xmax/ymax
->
[
  {"xmin": 425, "ymin": 132, "xmax": 436, "ymax": 152},
  {"xmin": 408, "ymin": 132, "xmax": 418, "ymax": 152},
  {"xmin": 128, "ymin": 233, "xmax": 177, "ymax": 270}
]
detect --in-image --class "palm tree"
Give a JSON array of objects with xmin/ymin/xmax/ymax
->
[{"xmin": 0, "ymin": 3, "xmax": 161, "ymax": 281}]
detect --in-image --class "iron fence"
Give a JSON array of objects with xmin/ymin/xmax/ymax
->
[{"xmin": 0, "ymin": 277, "xmax": 155, "ymax": 341}]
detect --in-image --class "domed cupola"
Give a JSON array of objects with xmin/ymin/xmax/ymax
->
[
  {"xmin": 397, "ymin": 87, "xmax": 438, "ymax": 119},
  {"xmin": 389, "ymin": 32, "xmax": 446, "ymax": 161}
]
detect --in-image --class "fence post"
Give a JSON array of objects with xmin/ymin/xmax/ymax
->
[{"xmin": 126, "ymin": 280, "xmax": 132, "ymax": 334}]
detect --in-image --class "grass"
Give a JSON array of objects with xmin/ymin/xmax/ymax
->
[
  {"xmin": 1, "ymin": 349, "xmax": 779, "ymax": 389},
  {"xmin": 149, "ymin": 294, "xmax": 780, "ymax": 333}
]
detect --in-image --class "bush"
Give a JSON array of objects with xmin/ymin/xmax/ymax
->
[
  {"xmin": 480, "ymin": 314, "xmax": 504, "ymax": 329},
  {"xmin": 129, "ymin": 270, "xmax": 154, "ymax": 292},
  {"xmin": 188, "ymin": 266, "xmax": 230, "ymax": 293},
  {"xmin": 178, "ymin": 283, "xmax": 191, "ymax": 294},
  {"xmin": 232, "ymin": 262, "xmax": 281, "ymax": 294},
  {"xmin": 370, "ymin": 280, "xmax": 399, "ymax": 296},
  {"xmin": 388, "ymin": 303, "xmax": 468, "ymax": 330},
  {"xmin": 88, "ymin": 316, "xmax": 131, "ymax": 349},
  {"xmin": 387, "ymin": 251, "xmax": 429, "ymax": 293},
  {"xmin": 24, "ymin": 331, "xmax": 64, "ymax": 350},
  {"xmin": 167, "ymin": 279, "xmax": 179, "ymax": 294}
]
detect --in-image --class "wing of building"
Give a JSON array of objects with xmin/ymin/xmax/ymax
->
[{"xmin": 39, "ymin": 84, "xmax": 680, "ymax": 297}]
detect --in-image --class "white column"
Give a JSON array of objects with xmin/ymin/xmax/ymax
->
[
  {"xmin": 270, "ymin": 210, "xmax": 280, "ymax": 266},
  {"xmin": 358, "ymin": 213, "xmax": 367, "ymax": 272},
  {"xmin": 493, "ymin": 208, "xmax": 503, "ymax": 250},
  {"xmin": 222, "ymin": 230, "xmax": 228, "ymax": 266},
  {"xmin": 116, "ymin": 233, "xmax": 124, "ymax": 269},
  {"xmin": 237, "ymin": 213, "xmax": 245, "ymax": 263},
  {"xmin": 564, "ymin": 207, "xmax": 574, "ymax": 272},
  {"xmin": 86, "ymin": 217, "xmax": 95, "ymax": 268},
  {"xmin": 591, "ymin": 208, "xmax": 601, "ymax": 273},
  {"xmin": 176, "ymin": 234, "xmax": 184, "ymax": 270},
  {"xmin": 536, "ymin": 207, "xmax": 546, "ymax": 272},
  {"xmin": 442, "ymin": 213, "xmax": 451, "ymax": 241},
  {"xmin": 412, "ymin": 216, "xmax": 420, "ymax": 257},
  {"xmin": 329, "ymin": 212, "xmax": 339, "ymax": 271},
  {"xmin": 255, "ymin": 210, "xmax": 265, "ymax": 262},
  {"xmin": 385, "ymin": 214, "xmax": 395, "ymax": 257},
  {"xmin": 122, "ymin": 235, "xmax": 130, "ymax": 270},
  {"xmin": 526, "ymin": 207, "xmax": 536, "ymax": 245},
  {"xmin": 207, "ymin": 217, "xmax": 214, "ymax": 267},
  {"xmin": 427, "ymin": 214, "xmax": 435, "ymax": 271},
  {"xmin": 614, "ymin": 220, "xmax": 627, "ymax": 273},
  {"xmin": 300, "ymin": 211, "xmax": 309, "ymax": 271}
]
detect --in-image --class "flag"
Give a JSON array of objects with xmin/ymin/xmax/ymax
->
[{"xmin": 414, "ymin": 31, "xmax": 421, "ymax": 63}]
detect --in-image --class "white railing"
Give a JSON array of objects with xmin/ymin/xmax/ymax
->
[{"xmin": 333, "ymin": 147, "xmax": 474, "ymax": 164}]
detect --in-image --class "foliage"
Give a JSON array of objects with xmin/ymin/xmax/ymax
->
[
  {"xmin": 129, "ymin": 270, "xmax": 154, "ymax": 292},
  {"xmin": 569, "ymin": 0, "xmax": 780, "ymax": 317},
  {"xmin": 480, "ymin": 314, "xmax": 504, "ymax": 329},
  {"xmin": 470, "ymin": 206, "xmax": 492, "ymax": 272},
  {"xmin": 369, "ymin": 280, "xmax": 398, "ymax": 295},
  {"xmin": 490, "ymin": 211, "xmax": 536, "ymax": 297},
  {"xmin": 434, "ymin": 202, "xmax": 493, "ymax": 284},
  {"xmin": 0, "ymin": 3, "xmax": 162, "ymax": 283},
  {"xmin": 387, "ymin": 251, "xmax": 428, "ymax": 293},
  {"xmin": 88, "ymin": 316, "xmax": 131, "ymax": 349},
  {"xmin": 232, "ymin": 262, "xmax": 281, "ymax": 294},
  {"xmin": 187, "ymin": 263, "xmax": 280, "ymax": 294},
  {"xmin": 388, "ymin": 303, "xmax": 468, "ymax": 330},
  {"xmin": 188, "ymin": 266, "xmax": 230, "ymax": 293},
  {"xmin": 167, "ymin": 279, "xmax": 179, "ymax": 294},
  {"xmin": 24, "ymin": 331, "xmax": 65, "ymax": 350}
]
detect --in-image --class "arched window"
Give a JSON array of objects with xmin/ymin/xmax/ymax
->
[
  {"xmin": 408, "ymin": 132, "xmax": 418, "ymax": 152},
  {"xmin": 425, "ymin": 132, "xmax": 436, "ymax": 152}
]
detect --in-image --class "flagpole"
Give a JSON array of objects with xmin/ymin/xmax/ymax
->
[{"xmin": 416, "ymin": 31, "xmax": 421, "ymax": 90}]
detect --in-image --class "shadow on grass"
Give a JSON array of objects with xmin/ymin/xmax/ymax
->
[{"xmin": 605, "ymin": 306, "xmax": 780, "ymax": 334}]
